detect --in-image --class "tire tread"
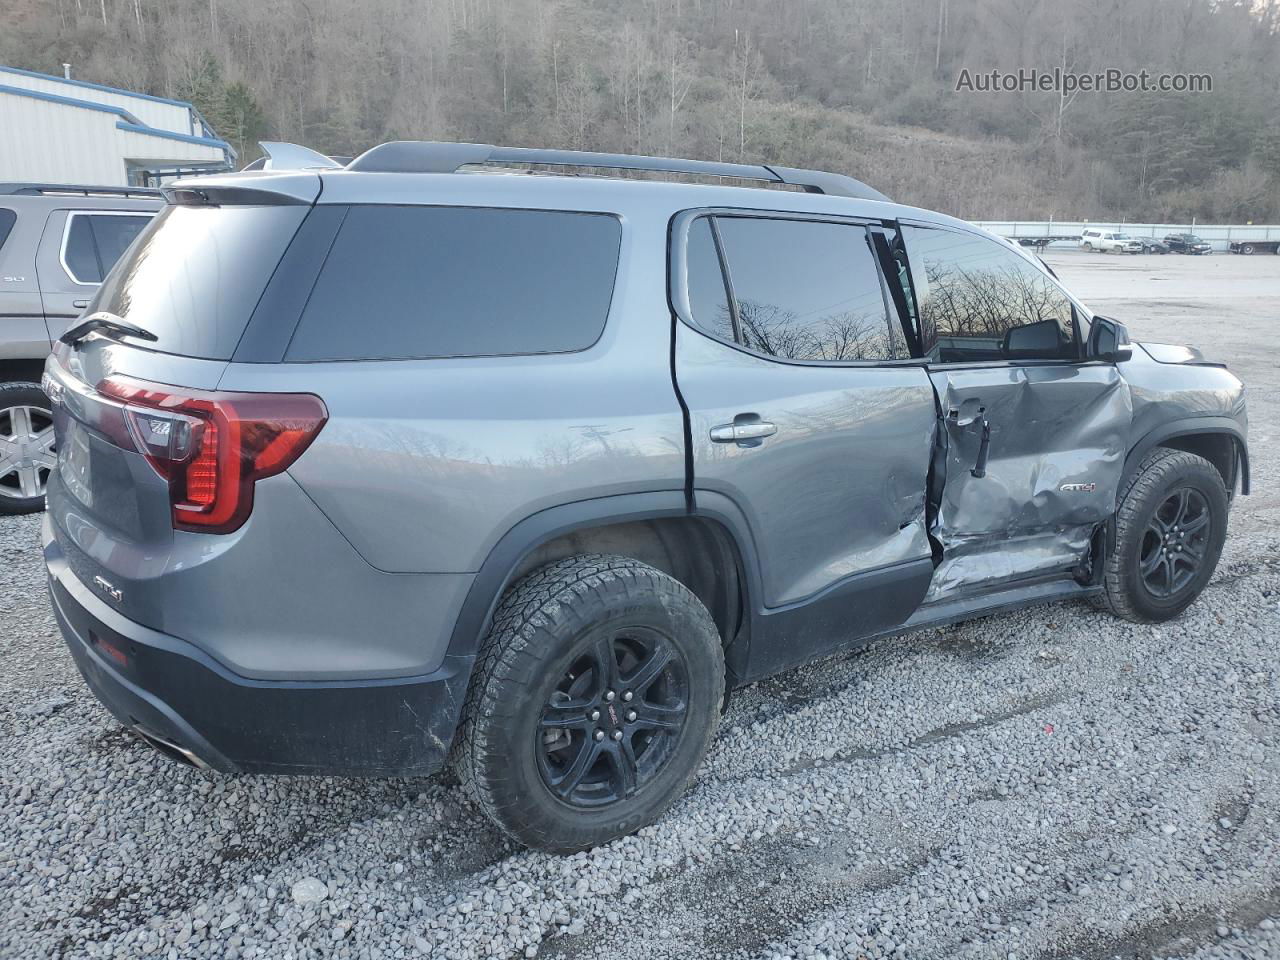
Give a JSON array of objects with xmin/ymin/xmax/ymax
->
[
  {"xmin": 1097, "ymin": 447, "xmax": 1226, "ymax": 622},
  {"xmin": 452, "ymin": 553, "xmax": 723, "ymax": 852}
]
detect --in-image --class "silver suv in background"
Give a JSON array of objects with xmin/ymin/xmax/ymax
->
[
  {"xmin": 42, "ymin": 143, "xmax": 1248, "ymax": 853},
  {"xmin": 0, "ymin": 184, "xmax": 160, "ymax": 513}
]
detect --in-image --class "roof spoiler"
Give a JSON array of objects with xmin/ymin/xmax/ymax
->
[
  {"xmin": 343, "ymin": 141, "xmax": 891, "ymax": 202},
  {"xmin": 241, "ymin": 142, "xmax": 345, "ymax": 172}
]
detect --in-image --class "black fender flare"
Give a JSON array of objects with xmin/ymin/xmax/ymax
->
[
  {"xmin": 1124, "ymin": 416, "xmax": 1250, "ymax": 495},
  {"xmin": 442, "ymin": 490, "xmax": 761, "ymax": 665}
]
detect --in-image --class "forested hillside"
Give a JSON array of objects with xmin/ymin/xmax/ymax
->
[{"xmin": 5, "ymin": 0, "xmax": 1280, "ymax": 220}]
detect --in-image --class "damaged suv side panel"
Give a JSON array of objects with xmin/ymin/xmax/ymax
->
[{"xmin": 925, "ymin": 365, "xmax": 1132, "ymax": 599}]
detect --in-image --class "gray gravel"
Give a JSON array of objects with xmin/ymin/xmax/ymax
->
[{"xmin": 2, "ymin": 252, "xmax": 1278, "ymax": 959}]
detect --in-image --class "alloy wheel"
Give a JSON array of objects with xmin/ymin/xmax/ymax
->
[
  {"xmin": 0, "ymin": 404, "xmax": 56, "ymax": 501},
  {"xmin": 1139, "ymin": 487, "xmax": 1211, "ymax": 599},
  {"xmin": 536, "ymin": 627, "xmax": 689, "ymax": 808}
]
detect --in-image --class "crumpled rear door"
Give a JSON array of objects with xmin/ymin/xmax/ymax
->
[{"xmin": 925, "ymin": 363, "xmax": 1132, "ymax": 600}]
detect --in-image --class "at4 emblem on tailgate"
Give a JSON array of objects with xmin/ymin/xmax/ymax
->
[{"xmin": 93, "ymin": 576, "xmax": 123, "ymax": 602}]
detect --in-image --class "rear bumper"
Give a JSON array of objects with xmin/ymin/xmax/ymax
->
[{"xmin": 46, "ymin": 532, "xmax": 473, "ymax": 776}]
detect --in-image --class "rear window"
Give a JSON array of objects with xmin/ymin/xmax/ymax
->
[
  {"xmin": 95, "ymin": 204, "xmax": 308, "ymax": 359},
  {"xmin": 284, "ymin": 206, "xmax": 622, "ymax": 362}
]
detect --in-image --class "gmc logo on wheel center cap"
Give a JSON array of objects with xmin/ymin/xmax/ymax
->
[{"xmin": 607, "ymin": 704, "xmax": 619, "ymax": 725}]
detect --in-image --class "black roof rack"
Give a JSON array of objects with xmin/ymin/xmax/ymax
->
[
  {"xmin": 344, "ymin": 141, "xmax": 890, "ymax": 202},
  {"xmin": 0, "ymin": 183, "xmax": 163, "ymax": 198}
]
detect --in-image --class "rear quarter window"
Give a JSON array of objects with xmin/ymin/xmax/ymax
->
[
  {"xmin": 284, "ymin": 206, "xmax": 622, "ymax": 362},
  {"xmin": 0, "ymin": 208, "xmax": 16, "ymax": 253}
]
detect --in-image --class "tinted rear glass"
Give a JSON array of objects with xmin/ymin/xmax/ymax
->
[
  {"xmin": 95, "ymin": 204, "xmax": 307, "ymax": 359},
  {"xmin": 285, "ymin": 206, "xmax": 622, "ymax": 361},
  {"xmin": 714, "ymin": 216, "xmax": 900, "ymax": 362},
  {"xmin": 685, "ymin": 217, "xmax": 734, "ymax": 342},
  {"xmin": 0, "ymin": 208, "xmax": 16, "ymax": 255},
  {"xmin": 64, "ymin": 215, "xmax": 100, "ymax": 282},
  {"xmin": 91, "ymin": 215, "xmax": 150, "ymax": 270}
]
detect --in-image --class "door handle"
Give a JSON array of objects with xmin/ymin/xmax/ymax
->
[
  {"xmin": 971, "ymin": 416, "xmax": 991, "ymax": 478},
  {"xmin": 710, "ymin": 419, "xmax": 777, "ymax": 445},
  {"xmin": 72, "ymin": 299, "xmax": 90, "ymax": 309},
  {"xmin": 947, "ymin": 404, "xmax": 991, "ymax": 477},
  {"xmin": 947, "ymin": 404, "xmax": 983, "ymax": 428}
]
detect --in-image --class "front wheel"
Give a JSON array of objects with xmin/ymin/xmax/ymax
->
[
  {"xmin": 453, "ymin": 554, "xmax": 724, "ymax": 853},
  {"xmin": 1096, "ymin": 448, "xmax": 1228, "ymax": 623}
]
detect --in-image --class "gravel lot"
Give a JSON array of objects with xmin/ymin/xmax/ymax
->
[{"xmin": 2, "ymin": 252, "xmax": 1278, "ymax": 960}]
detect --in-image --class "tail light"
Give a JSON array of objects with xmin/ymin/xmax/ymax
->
[{"xmin": 99, "ymin": 376, "xmax": 327, "ymax": 534}]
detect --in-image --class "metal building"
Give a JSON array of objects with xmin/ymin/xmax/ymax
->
[{"xmin": 0, "ymin": 65, "xmax": 235, "ymax": 186}]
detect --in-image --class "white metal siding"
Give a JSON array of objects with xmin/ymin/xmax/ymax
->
[
  {"xmin": 0, "ymin": 95, "xmax": 126, "ymax": 183},
  {"xmin": 115, "ymin": 127, "xmax": 227, "ymax": 164},
  {"xmin": 0, "ymin": 70, "xmax": 194, "ymax": 135},
  {"xmin": 0, "ymin": 92, "xmax": 229, "ymax": 185}
]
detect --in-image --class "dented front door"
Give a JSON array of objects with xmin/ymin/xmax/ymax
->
[{"xmin": 925, "ymin": 363, "xmax": 1132, "ymax": 600}]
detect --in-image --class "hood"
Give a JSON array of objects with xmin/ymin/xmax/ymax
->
[{"xmin": 1137, "ymin": 342, "xmax": 1225, "ymax": 368}]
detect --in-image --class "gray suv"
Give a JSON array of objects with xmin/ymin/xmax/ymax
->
[
  {"xmin": 0, "ymin": 184, "xmax": 160, "ymax": 513},
  {"xmin": 41, "ymin": 142, "xmax": 1249, "ymax": 853}
]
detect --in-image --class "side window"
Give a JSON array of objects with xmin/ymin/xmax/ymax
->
[
  {"xmin": 711, "ymin": 216, "xmax": 902, "ymax": 362},
  {"xmin": 901, "ymin": 225, "xmax": 1077, "ymax": 363},
  {"xmin": 685, "ymin": 217, "xmax": 735, "ymax": 342},
  {"xmin": 62, "ymin": 213, "xmax": 152, "ymax": 284},
  {"xmin": 286, "ymin": 206, "xmax": 622, "ymax": 361},
  {"xmin": 63, "ymin": 215, "xmax": 101, "ymax": 283},
  {"xmin": 0, "ymin": 208, "xmax": 16, "ymax": 254}
]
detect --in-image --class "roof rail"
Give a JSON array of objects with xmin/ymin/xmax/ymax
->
[
  {"xmin": 242, "ymin": 142, "xmax": 345, "ymax": 173},
  {"xmin": 0, "ymin": 183, "xmax": 162, "ymax": 198},
  {"xmin": 344, "ymin": 141, "xmax": 890, "ymax": 202}
]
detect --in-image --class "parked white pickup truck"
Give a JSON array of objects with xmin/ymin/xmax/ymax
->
[{"xmin": 1080, "ymin": 229, "xmax": 1141, "ymax": 253}]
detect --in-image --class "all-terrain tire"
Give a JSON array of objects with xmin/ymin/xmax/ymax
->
[
  {"xmin": 452, "ymin": 554, "xmax": 724, "ymax": 853},
  {"xmin": 1095, "ymin": 448, "xmax": 1228, "ymax": 623},
  {"xmin": 0, "ymin": 381, "xmax": 54, "ymax": 515}
]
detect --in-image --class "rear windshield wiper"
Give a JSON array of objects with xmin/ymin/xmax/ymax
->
[{"xmin": 60, "ymin": 311, "xmax": 159, "ymax": 346}]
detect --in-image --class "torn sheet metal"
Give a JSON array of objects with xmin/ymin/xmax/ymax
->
[{"xmin": 925, "ymin": 363, "xmax": 1132, "ymax": 601}]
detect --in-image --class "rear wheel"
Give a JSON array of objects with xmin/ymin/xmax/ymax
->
[
  {"xmin": 1096, "ymin": 448, "xmax": 1228, "ymax": 623},
  {"xmin": 453, "ymin": 554, "xmax": 724, "ymax": 853},
  {"xmin": 0, "ymin": 382, "xmax": 56, "ymax": 515}
]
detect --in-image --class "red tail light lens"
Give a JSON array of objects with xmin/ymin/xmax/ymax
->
[{"xmin": 99, "ymin": 376, "xmax": 328, "ymax": 534}]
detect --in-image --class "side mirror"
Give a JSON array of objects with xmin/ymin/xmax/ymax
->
[
  {"xmin": 1003, "ymin": 319, "xmax": 1068, "ymax": 360},
  {"xmin": 1087, "ymin": 316, "xmax": 1133, "ymax": 363}
]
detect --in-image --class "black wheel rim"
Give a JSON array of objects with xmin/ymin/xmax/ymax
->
[
  {"xmin": 1139, "ymin": 487, "xmax": 1211, "ymax": 599},
  {"xmin": 535, "ymin": 626, "xmax": 689, "ymax": 808}
]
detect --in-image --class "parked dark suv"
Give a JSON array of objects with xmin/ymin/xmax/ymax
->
[
  {"xmin": 42, "ymin": 142, "xmax": 1249, "ymax": 853},
  {"xmin": 0, "ymin": 184, "xmax": 160, "ymax": 513},
  {"xmin": 1164, "ymin": 232, "xmax": 1212, "ymax": 254}
]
